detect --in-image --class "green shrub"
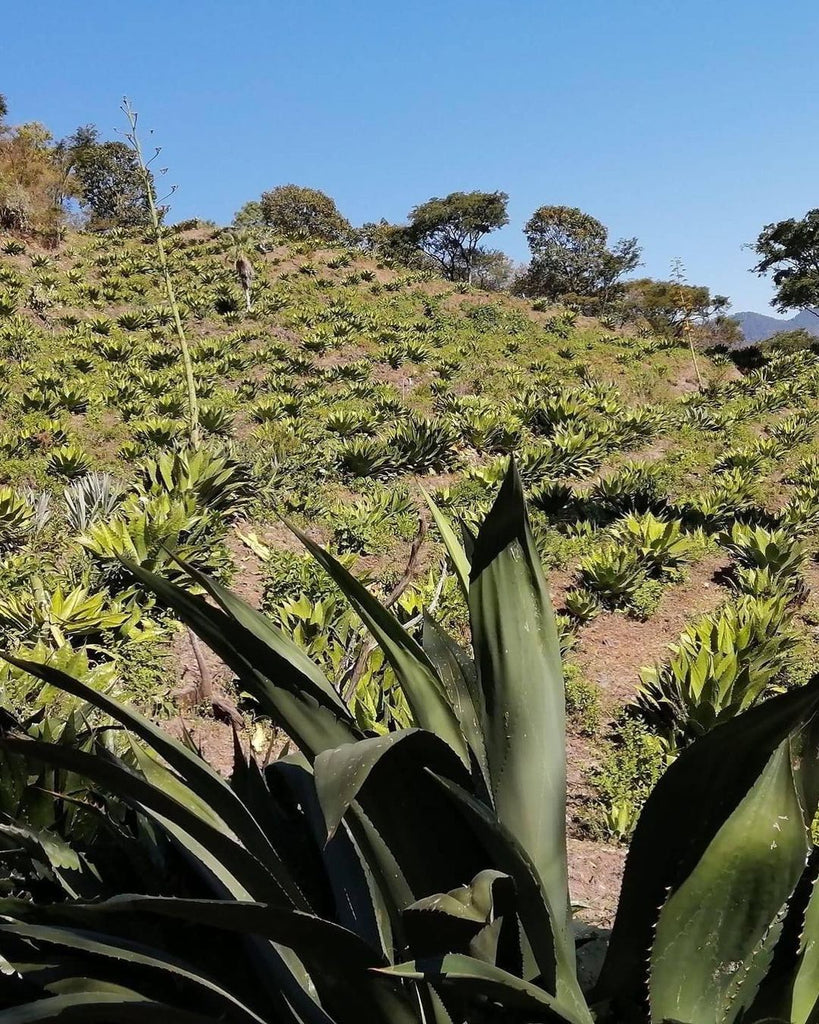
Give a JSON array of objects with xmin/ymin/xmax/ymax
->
[
  {"xmin": 564, "ymin": 665, "xmax": 601, "ymax": 734},
  {"xmin": 590, "ymin": 717, "xmax": 669, "ymax": 842}
]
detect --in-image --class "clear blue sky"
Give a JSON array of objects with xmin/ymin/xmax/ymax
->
[{"xmin": 4, "ymin": 0, "xmax": 818, "ymax": 312}]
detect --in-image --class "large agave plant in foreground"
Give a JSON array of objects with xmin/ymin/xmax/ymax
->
[{"xmin": 1, "ymin": 463, "xmax": 819, "ymax": 1023}]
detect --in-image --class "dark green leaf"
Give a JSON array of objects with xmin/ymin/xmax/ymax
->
[
  {"xmin": 598, "ymin": 675, "xmax": 819, "ymax": 1013},
  {"xmin": 467, "ymin": 461, "xmax": 575, "ymax": 996},
  {"xmin": 288, "ymin": 524, "xmax": 470, "ymax": 765}
]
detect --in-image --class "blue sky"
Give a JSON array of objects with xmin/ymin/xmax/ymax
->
[{"xmin": 4, "ymin": 0, "xmax": 818, "ymax": 312}]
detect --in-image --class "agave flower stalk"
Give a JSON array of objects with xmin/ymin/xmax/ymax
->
[{"xmin": 121, "ymin": 98, "xmax": 200, "ymax": 446}]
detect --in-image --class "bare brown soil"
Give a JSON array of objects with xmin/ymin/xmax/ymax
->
[
  {"xmin": 574, "ymin": 554, "xmax": 730, "ymax": 706},
  {"xmin": 568, "ymin": 837, "xmax": 626, "ymax": 929}
]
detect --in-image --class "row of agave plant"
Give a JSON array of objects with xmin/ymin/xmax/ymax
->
[{"xmin": 0, "ymin": 462, "xmax": 817, "ymax": 1022}]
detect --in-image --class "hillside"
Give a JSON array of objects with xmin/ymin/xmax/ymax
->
[
  {"xmin": 733, "ymin": 306, "xmax": 819, "ymax": 343},
  {"xmin": 3, "ymin": 222, "xmax": 819, "ymax": 921}
]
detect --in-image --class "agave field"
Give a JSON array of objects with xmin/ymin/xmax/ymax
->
[{"xmin": 3, "ymin": 220, "xmax": 819, "ymax": 893}]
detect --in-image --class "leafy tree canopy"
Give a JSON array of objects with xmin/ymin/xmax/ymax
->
[
  {"xmin": 259, "ymin": 184, "xmax": 351, "ymax": 242},
  {"xmin": 0, "ymin": 112, "xmax": 66, "ymax": 236},
  {"xmin": 407, "ymin": 190, "xmax": 509, "ymax": 282},
  {"xmin": 520, "ymin": 205, "xmax": 640, "ymax": 303},
  {"xmin": 758, "ymin": 327, "xmax": 818, "ymax": 354},
  {"xmin": 232, "ymin": 200, "xmax": 265, "ymax": 230},
  {"xmin": 64, "ymin": 125, "xmax": 150, "ymax": 228},
  {"xmin": 752, "ymin": 209, "xmax": 819, "ymax": 315},
  {"xmin": 622, "ymin": 277, "xmax": 731, "ymax": 336},
  {"xmin": 358, "ymin": 219, "xmax": 429, "ymax": 268}
]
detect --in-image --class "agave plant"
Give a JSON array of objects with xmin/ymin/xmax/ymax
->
[
  {"xmin": 590, "ymin": 461, "xmax": 665, "ymax": 515},
  {"xmin": 0, "ymin": 701, "xmax": 143, "ymax": 898},
  {"xmin": 45, "ymin": 444, "xmax": 92, "ymax": 480},
  {"xmin": 64, "ymin": 472, "xmax": 125, "ymax": 533},
  {"xmin": 336, "ymin": 436, "xmax": 396, "ymax": 479},
  {"xmin": 579, "ymin": 544, "xmax": 645, "ymax": 605},
  {"xmin": 0, "ymin": 486, "xmax": 36, "ymax": 551},
  {"xmin": 692, "ymin": 468, "xmax": 762, "ymax": 528},
  {"xmin": 720, "ymin": 522, "xmax": 806, "ymax": 580},
  {"xmin": 389, "ymin": 416, "xmax": 458, "ymax": 474},
  {"xmin": 139, "ymin": 446, "xmax": 251, "ymax": 516},
  {"xmin": 458, "ymin": 407, "xmax": 522, "ymax": 453},
  {"xmin": 199, "ymin": 403, "xmax": 235, "ymax": 436},
  {"xmin": 0, "ymin": 581, "xmax": 135, "ymax": 645},
  {"xmin": 2, "ymin": 463, "xmax": 819, "ymax": 1023},
  {"xmin": 563, "ymin": 588, "xmax": 601, "ymax": 623},
  {"xmin": 79, "ymin": 492, "xmax": 223, "ymax": 587},
  {"xmin": 636, "ymin": 595, "xmax": 797, "ymax": 748},
  {"xmin": 325, "ymin": 409, "xmax": 377, "ymax": 438},
  {"xmin": 611, "ymin": 512, "xmax": 695, "ymax": 573}
]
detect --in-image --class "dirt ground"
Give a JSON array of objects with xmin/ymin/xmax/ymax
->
[{"xmin": 574, "ymin": 553, "xmax": 730, "ymax": 706}]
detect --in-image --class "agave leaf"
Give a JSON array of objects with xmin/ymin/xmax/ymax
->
[
  {"xmin": 0, "ymin": 920, "xmax": 268, "ymax": 1024},
  {"xmin": 740, "ymin": 851, "xmax": 819, "ymax": 1024},
  {"xmin": 0, "ymin": 992, "xmax": 215, "ymax": 1022},
  {"xmin": 460, "ymin": 521, "xmax": 476, "ymax": 564},
  {"xmin": 421, "ymin": 614, "xmax": 488, "ymax": 787},
  {"xmin": 650, "ymin": 739, "xmax": 812, "ymax": 1024},
  {"xmin": 421, "ymin": 489, "xmax": 471, "ymax": 596},
  {"xmin": 466, "ymin": 462, "xmax": 575, "ymax": 991},
  {"xmin": 17, "ymin": 895, "xmax": 397, "ymax": 1020},
  {"xmin": 119, "ymin": 560, "xmax": 360, "ymax": 758},
  {"xmin": 38, "ymin": 896, "xmax": 384, "ymax": 973},
  {"xmin": 313, "ymin": 730, "xmax": 487, "ymax": 907},
  {"xmin": 430, "ymin": 774, "xmax": 591, "ymax": 1022},
  {"xmin": 152, "ymin": 556, "xmax": 350, "ymax": 718},
  {"xmin": 5, "ymin": 656, "xmax": 305, "ymax": 896},
  {"xmin": 418, "ymin": 988, "xmax": 455, "ymax": 1024},
  {"xmin": 597, "ymin": 675, "xmax": 819, "ymax": 1014},
  {"xmin": 790, "ymin": 867, "xmax": 819, "ymax": 1024},
  {"xmin": 264, "ymin": 756, "xmax": 395, "ymax": 959},
  {"xmin": 314, "ymin": 729, "xmax": 467, "ymax": 840},
  {"xmin": 403, "ymin": 870, "xmax": 521, "ymax": 975},
  {"xmin": 288, "ymin": 523, "xmax": 470, "ymax": 765},
  {"xmin": 376, "ymin": 953, "xmax": 580, "ymax": 1022},
  {"xmin": 0, "ymin": 737, "xmax": 285, "ymax": 905}
]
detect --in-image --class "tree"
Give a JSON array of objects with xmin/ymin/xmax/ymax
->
[
  {"xmin": 358, "ymin": 219, "xmax": 428, "ymax": 267},
  {"xmin": 259, "ymin": 184, "xmax": 351, "ymax": 242},
  {"xmin": 759, "ymin": 328, "xmax": 818, "ymax": 354},
  {"xmin": 0, "ymin": 117, "xmax": 66, "ymax": 236},
  {"xmin": 232, "ymin": 200, "xmax": 265, "ymax": 230},
  {"xmin": 622, "ymin": 277, "xmax": 731, "ymax": 337},
  {"xmin": 520, "ymin": 205, "xmax": 640, "ymax": 303},
  {"xmin": 406, "ymin": 190, "xmax": 509, "ymax": 283},
  {"xmin": 470, "ymin": 249, "xmax": 518, "ymax": 291},
  {"xmin": 64, "ymin": 125, "xmax": 150, "ymax": 228},
  {"xmin": 752, "ymin": 210, "xmax": 819, "ymax": 315}
]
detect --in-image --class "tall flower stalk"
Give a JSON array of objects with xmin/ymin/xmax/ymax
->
[{"xmin": 122, "ymin": 98, "xmax": 200, "ymax": 445}]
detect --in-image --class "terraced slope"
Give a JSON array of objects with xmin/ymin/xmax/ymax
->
[{"xmin": 2, "ymin": 223, "xmax": 819, "ymax": 917}]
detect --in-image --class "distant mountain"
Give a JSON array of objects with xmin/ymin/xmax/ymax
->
[{"xmin": 733, "ymin": 308, "xmax": 819, "ymax": 344}]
